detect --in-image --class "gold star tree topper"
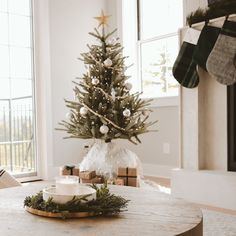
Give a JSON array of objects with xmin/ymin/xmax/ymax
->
[{"xmin": 94, "ymin": 10, "xmax": 111, "ymax": 27}]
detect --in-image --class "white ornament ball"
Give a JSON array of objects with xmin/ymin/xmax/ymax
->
[
  {"xmin": 123, "ymin": 108, "xmax": 131, "ymax": 117},
  {"xmin": 125, "ymin": 82, "xmax": 132, "ymax": 90},
  {"xmin": 99, "ymin": 124, "xmax": 109, "ymax": 134},
  {"xmin": 91, "ymin": 78, "xmax": 99, "ymax": 85},
  {"xmin": 80, "ymin": 107, "xmax": 88, "ymax": 116},
  {"xmin": 104, "ymin": 58, "xmax": 113, "ymax": 67}
]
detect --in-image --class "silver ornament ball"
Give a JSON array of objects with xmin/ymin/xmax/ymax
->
[
  {"xmin": 92, "ymin": 78, "xmax": 99, "ymax": 85},
  {"xmin": 104, "ymin": 58, "xmax": 113, "ymax": 67},
  {"xmin": 123, "ymin": 108, "xmax": 131, "ymax": 117},
  {"xmin": 99, "ymin": 124, "xmax": 109, "ymax": 134},
  {"xmin": 80, "ymin": 106, "xmax": 88, "ymax": 116}
]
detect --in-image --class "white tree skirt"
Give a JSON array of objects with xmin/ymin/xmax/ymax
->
[{"xmin": 80, "ymin": 140, "xmax": 143, "ymax": 179}]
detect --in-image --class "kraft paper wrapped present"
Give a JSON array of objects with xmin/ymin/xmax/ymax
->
[
  {"xmin": 118, "ymin": 167, "xmax": 137, "ymax": 177},
  {"xmin": 60, "ymin": 165, "xmax": 80, "ymax": 176},
  {"xmin": 81, "ymin": 176, "xmax": 104, "ymax": 184},
  {"xmin": 72, "ymin": 167, "xmax": 80, "ymax": 176},
  {"xmin": 117, "ymin": 167, "xmax": 138, "ymax": 187},
  {"xmin": 79, "ymin": 170, "xmax": 96, "ymax": 180}
]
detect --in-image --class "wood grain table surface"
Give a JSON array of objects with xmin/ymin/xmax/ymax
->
[{"xmin": 0, "ymin": 181, "xmax": 203, "ymax": 236}]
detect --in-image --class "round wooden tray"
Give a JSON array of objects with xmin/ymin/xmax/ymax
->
[{"xmin": 25, "ymin": 206, "xmax": 100, "ymax": 218}]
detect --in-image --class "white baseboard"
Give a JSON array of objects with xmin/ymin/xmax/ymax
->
[{"xmin": 142, "ymin": 163, "xmax": 174, "ymax": 178}]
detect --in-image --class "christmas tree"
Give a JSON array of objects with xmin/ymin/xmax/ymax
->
[{"xmin": 59, "ymin": 12, "xmax": 156, "ymax": 145}]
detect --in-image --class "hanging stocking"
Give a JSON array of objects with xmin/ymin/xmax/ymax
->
[
  {"xmin": 193, "ymin": 24, "xmax": 221, "ymax": 71},
  {"xmin": 172, "ymin": 28, "xmax": 201, "ymax": 88},
  {"xmin": 206, "ymin": 20, "xmax": 236, "ymax": 85}
]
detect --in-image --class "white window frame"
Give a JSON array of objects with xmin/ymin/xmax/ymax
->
[
  {"xmin": 30, "ymin": 0, "xmax": 55, "ymax": 182},
  {"xmin": 0, "ymin": 0, "xmax": 40, "ymax": 181},
  {"xmin": 17, "ymin": 0, "xmax": 54, "ymax": 182},
  {"xmin": 118, "ymin": 0, "xmax": 187, "ymax": 107}
]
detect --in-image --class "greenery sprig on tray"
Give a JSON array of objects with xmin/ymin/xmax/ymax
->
[{"xmin": 24, "ymin": 184, "xmax": 129, "ymax": 217}]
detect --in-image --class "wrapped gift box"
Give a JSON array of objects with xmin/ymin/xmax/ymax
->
[
  {"xmin": 60, "ymin": 165, "xmax": 80, "ymax": 176},
  {"xmin": 118, "ymin": 167, "xmax": 137, "ymax": 177},
  {"xmin": 81, "ymin": 176, "xmax": 104, "ymax": 184},
  {"xmin": 72, "ymin": 167, "xmax": 80, "ymax": 176},
  {"xmin": 117, "ymin": 167, "xmax": 138, "ymax": 187},
  {"xmin": 79, "ymin": 171, "xmax": 96, "ymax": 180}
]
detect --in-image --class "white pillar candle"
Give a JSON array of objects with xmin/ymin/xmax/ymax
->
[{"xmin": 56, "ymin": 176, "xmax": 79, "ymax": 195}]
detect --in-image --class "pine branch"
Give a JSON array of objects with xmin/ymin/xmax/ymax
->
[
  {"xmin": 88, "ymin": 32, "xmax": 101, "ymax": 40},
  {"xmin": 104, "ymin": 28, "xmax": 117, "ymax": 40},
  {"xmin": 82, "ymin": 103, "xmax": 126, "ymax": 132}
]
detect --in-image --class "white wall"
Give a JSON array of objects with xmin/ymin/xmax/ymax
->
[{"xmin": 49, "ymin": 0, "xmax": 107, "ymax": 169}]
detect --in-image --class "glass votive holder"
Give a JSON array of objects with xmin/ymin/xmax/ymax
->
[{"xmin": 55, "ymin": 176, "xmax": 79, "ymax": 195}]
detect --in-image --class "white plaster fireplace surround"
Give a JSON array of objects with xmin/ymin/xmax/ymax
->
[{"xmin": 171, "ymin": 15, "xmax": 236, "ymax": 210}]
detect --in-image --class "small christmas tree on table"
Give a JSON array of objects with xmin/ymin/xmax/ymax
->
[
  {"xmin": 58, "ymin": 12, "xmax": 156, "ymax": 178},
  {"xmin": 59, "ymin": 11, "xmax": 156, "ymax": 145}
]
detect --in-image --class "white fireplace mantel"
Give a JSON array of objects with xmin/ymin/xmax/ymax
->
[
  {"xmin": 172, "ymin": 15, "xmax": 236, "ymax": 210},
  {"xmin": 180, "ymin": 68, "xmax": 227, "ymax": 171}
]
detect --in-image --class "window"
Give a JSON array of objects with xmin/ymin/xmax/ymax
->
[
  {"xmin": 121, "ymin": 0, "xmax": 184, "ymax": 100},
  {"xmin": 0, "ymin": 0, "xmax": 37, "ymax": 178}
]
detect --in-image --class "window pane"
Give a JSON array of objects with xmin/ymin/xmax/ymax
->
[
  {"xmin": 0, "ymin": 45, "xmax": 9, "ymax": 77},
  {"xmin": 0, "ymin": 101, "xmax": 9, "ymax": 142},
  {"xmin": 11, "ymin": 97, "xmax": 35, "ymax": 173},
  {"xmin": 140, "ymin": 0, "xmax": 183, "ymax": 39},
  {"xmin": 12, "ymin": 100, "xmax": 32, "ymax": 142},
  {"xmin": 10, "ymin": 47, "xmax": 32, "ymax": 78},
  {"xmin": 0, "ymin": 0, "xmax": 8, "ymax": 12},
  {"xmin": 0, "ymin": 13, "xmax": 8, "ymax": 44},
  {"xmin": 11, "ymin": 79, "xmax": 32, "ymax": 98},
  {"xmin": 8, "ymin": 0, "xmax": 30, "ymax": 16},
  {"xmin": 140, "ymin": 35, "xmax": 179, "ymax": 98},
  {"xmin": 12, "ymin": 97, "xmax": 32, "ymax": 141},
  {"xmin": 9, "ymin": 15, "xmax": 31, "ymax": 47},
  {"xmin": 0, "ymin": 79, "xmax": 10, "ymax": 99}
]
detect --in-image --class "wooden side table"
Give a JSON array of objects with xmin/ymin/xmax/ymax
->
[{"xmin": 0, "ymin": 182, "xmax": 203, "ymax": 235}]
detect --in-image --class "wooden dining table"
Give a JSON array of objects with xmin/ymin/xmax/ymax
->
[{"xmin": 0, "ymin": 181, "xmax": 202, "ymax": 236}]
